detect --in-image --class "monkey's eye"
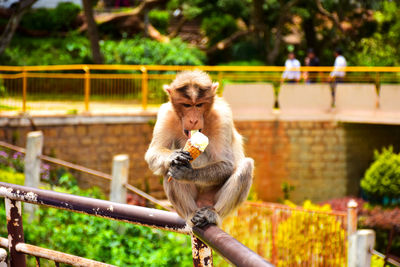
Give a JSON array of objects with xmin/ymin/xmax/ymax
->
[
  {"xmin": 195, "ymin": 103, "xmax": 203, "ymax": 108},
  {"xmin": 182, "ymin": 104, "xmax": 191, "ymax": 108}
]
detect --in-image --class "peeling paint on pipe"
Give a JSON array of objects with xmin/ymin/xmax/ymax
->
[
  {"xmin": 0, "ymin": 182, "xmax": 189, "ymax": 234},
  {"xmin": 193, "ymin": 225, "xmax": 275, "ymax": 267}
]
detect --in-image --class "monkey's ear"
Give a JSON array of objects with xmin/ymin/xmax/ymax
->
[
  {"xmin": 163, "ymin": 84, "xmax": 172, "ymax": 96},
  {"xmin": 211, "ymin": 82, "xmax": 219, "ymax": 94}
]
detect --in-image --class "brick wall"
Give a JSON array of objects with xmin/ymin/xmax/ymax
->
[
  {"xmin": 1, "ymin": 117, "xmax": 400, "ymax": 203},
  {"xmin": 236, "ymin": 121, "xmax": 400, "ymax": 203}
]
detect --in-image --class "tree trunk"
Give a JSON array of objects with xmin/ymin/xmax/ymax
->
[
  {"xmin": 0, "ymin": 0, "xmax": 37, "ymax": 55},
  {"xmin": 82, "ymin": 0, "xmax": 104, "ymax": 64},
  {"xmin": 266, "ymin": 0, "xmax": 299, "ymax": 64}
]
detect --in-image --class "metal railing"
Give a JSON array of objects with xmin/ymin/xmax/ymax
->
[
  {"xmin": 1, "ymin": 65, "xmax": 400, "ymax": 114},
  {"xmin": 0, "ymin": 182, "xmax": 273, "ymax": 267},
  {"xmin": 0, "ymin": 140, "xmax": 172, "ymax": 211}
]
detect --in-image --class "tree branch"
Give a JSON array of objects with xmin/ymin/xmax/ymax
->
[
  {"xmin": 315, "ymin": 0, "xmax": 343, "ymax": 32},
  {"xmin": 0, "ymin": 0, "xmax": 37, "ymax": 55},
  {"xmin": 206, "ymin": 30, "xmax": 251, "ymax": 55}
]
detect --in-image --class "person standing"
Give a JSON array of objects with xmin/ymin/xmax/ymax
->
[
  {"xmin": 281, "ymin": 50, "xmax": 301, "ymax": 83},
  {"xmin": 329, "ymin": 48, "xmax": 347, "ymax": 82},
  {"xmin": 329, "ymin": 48, "xmax": 347, "ymax": 106},
  {"xmin": 304, "ymin": 48, "xmax": 320, "ymax": 83}
]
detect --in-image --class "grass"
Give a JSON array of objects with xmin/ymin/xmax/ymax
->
[{"xmin": 0, "ymin": 104, "xmax": 18, "ymax": 110}]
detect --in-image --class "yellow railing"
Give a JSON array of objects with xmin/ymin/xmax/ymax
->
[
  {"xmin": 1, "ymin": 64, "xmax": 400, "ymax": 115},
  {"xmin": 223, "ymin": 202, "xmax": 347, "ymax": 266}
]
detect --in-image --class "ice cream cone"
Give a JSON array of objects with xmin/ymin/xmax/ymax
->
[{"xmin": 183, "ymin": 140, "xmax": 202, "ymax": 162}]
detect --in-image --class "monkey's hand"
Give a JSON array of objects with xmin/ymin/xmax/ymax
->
[{"xmin": 167, "ymin": 150, "xmax": 194, "ymax": 181}]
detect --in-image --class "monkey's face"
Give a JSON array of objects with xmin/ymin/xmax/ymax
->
[{"xmin": 164, "ymin": 71, "xmax": 218, "ymax": 138}]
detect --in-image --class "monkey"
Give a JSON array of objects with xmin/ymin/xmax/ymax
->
[{"xmin": 145, "ymin": 70, "xmax": 254, "ymax": 228}]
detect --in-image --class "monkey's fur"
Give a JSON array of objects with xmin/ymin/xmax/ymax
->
[{"xmin": 145, "ymin": 70, "xmax": 254, "ymax": 227}]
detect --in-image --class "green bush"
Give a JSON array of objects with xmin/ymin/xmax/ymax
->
[
  {"xmin": 0, "ymin": 169, "xmax": 24, "ymax": 185},
  {"xmin": 0, "ymin": 35, "xmax": 205, "ymax": 66},
  {"xmin": 102, "ymin": 37, "xmax": 205, "ymax": 65},
  {"xmin": 0, "ymin": 176, "xmax": 193, "ymax": 266},
  {"xmin": 361, "ymin": 146, "xmax": 400, "ymax": 204},
  {"xmin": 149, "ymin": 10, "xmax": 170, "ymax": 34},
  {"xmin": 20, "ymin": 2, "xmax": 81, "ymax": 32}
]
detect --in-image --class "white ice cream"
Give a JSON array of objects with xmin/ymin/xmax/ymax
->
[{"xmin": 190, "ymin": 131, "xmax": 209, "ymax": 152}]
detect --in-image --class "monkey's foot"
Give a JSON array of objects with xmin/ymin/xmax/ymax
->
[{"xmin": 191, "ymin": 207, "xmax": 218, "ymax": 228}]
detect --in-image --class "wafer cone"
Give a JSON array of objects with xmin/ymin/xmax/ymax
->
[{"xmin": 184, "ymin": 140, "xmax": 202, "ymax": 162}]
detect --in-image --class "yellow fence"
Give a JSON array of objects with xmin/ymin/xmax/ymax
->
[
  {"xmin": 1, "ymin": 65, "xmax": 400, "ymax": 115},
  {"xmin": 223, "ymin": 202, "xmax": 347, "ymax": 267}
]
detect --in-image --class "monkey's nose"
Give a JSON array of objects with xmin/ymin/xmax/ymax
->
[{"xmin": 190, "ymin": 119, "xmax": 198, "ymax": 126}]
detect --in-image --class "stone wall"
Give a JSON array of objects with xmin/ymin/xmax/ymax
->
[
  {"xmin": 236, "ymin": 121, "xmax": 400, "ymax": 202},
  {"xmin": 1, "ymin": 116, "xmax": 400, "ymax": 203}
]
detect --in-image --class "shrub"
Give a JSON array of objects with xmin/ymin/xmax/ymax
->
[
  {"xmin": 0, "ymin": 169, "xmax": 24, "ymax": 185},
  {"xmin": 101, "ymin": 37, "xmax": 206, "ymax": 66},
  {"xmin": 360, "ymin": 146, "xmax": 400, "ymax": 204},
  {"xmin": 0, "ymin": 149, "xmax": 50, "ymax": 182},
  {"xmin": 0, "ymin": 36, "xmax": 205, "ymax": 66},
  {"xmin": 0, "ymin": 175, "xmax": 193, "ymax": 266},
  {"xmin": 20, "ymin": 2, "xmax": 81, "ymax": 32},
  {"xmin": 149, "ymin": 10, "xmax": 170, "ymax": 34}
]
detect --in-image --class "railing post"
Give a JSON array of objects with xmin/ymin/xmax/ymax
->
[
  {"xmin": 347, "ymin": 199, "xmax": 358, "ymax": 267},
  {"xmin": 24, "ymin": 131, "xmax": 43, "ymax": 220},
  {"xmin": 22, "ymin": 70, "xmax": 27, "ymax": 113},
  {"xmin": 84, "ymin": 65, "xmax": 90, "ymax": 112},
  {"xmin": 5, "ymin": 198, "xmax": 26, "ymax": 267},
  {"xmin": 271, "ymin": 208, "xmax": 278, "ymax": 265},
  {"xmin": 0, "ymin": 248, "xmax": 7, "ymax": 267},
  {"xmin": 110, "ymin": 154, "xmax": 129, "ymax": 204},
  {"xmin": 355, "ymin": 230, "xmax": 375, "ymax": 267},
  {"xmin": 141, "ymin": 66, "xmax": 148, "ymax": 110},
  {"xmin": 217, "ymin": 71, "xmax": 223, "ymax": 96},
  {"xmin": 191, "ymin": 235, "xmax": 213, "ymax": 267}
]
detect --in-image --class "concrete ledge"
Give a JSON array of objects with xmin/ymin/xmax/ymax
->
[{"xmin": 0, "ymin": 113, "xmax": 157, "ymax": 127}]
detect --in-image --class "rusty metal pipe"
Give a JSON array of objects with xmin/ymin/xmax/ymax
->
[
  {"xmin": 0, "ymin": 182, "xmax": 189, "ymax": 234},
  {"xmin": 192, "ymin": 225, "xmax": 274, "ymax": 267},
  {"xmin": 5, "ymin": 198, "xmax": 26, "ymax": 267},
  {"xmin": 0, "ymin": 237, "xmax": 115, "ymax": 267},
  {"xmin": 16, "ymin": 243, "xmax": 116, "ymax": 267}
]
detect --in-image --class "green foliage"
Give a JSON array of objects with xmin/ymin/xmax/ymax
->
[
  {"xmin": 0, "ymin": 169, "xmax": 24, "ymax": 185},
  {"xmin": 201, "ymin": 14, "xmax": 237, "ymax": 46},
  {"xmin": 0, "ymin": 176, "xmax": 193, "ymax": 266},
  {"xmin": 361, "ymin": 147, "xmax": 400, "ymax": 202},
  {"xmin": 349, "ymin": 1, "xmax": 400, "ymax": 66},
  {"xmin": 0, "ymin": 79, "xmax": 6, "ymax": 97},
  {"xmin": 101, "ymin": 37, "xmax": 205, "ymax": 65},
  {"xmin": 0, "ymin": 35, "xmax": 205, "ymax": 66},
  {"xmin": 0, "ymin": 150, "xmax": 24, "ymax": 173},
  {"xmin": 149, "ymin": 10, "xmax": 170, "ymax": 34},
  {"xmin": 0, "ymin": 35, "xmax": 92, "ymax": 65},
  {"xmin": 371, "ymin": 255, "xmax": 385, "ymax": 267},
  {"xmin": 20, "ymin": 2, "xmax": 81, "ymax": 32}
]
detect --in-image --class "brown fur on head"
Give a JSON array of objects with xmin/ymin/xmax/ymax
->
[{"xmin": 164, "ymin": 70, "xmax": 219, "ymax": 137}]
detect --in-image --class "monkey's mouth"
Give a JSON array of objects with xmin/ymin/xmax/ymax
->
[{"xmin": 184, "ymin": 129, "xmax": 202, "ymax": 138}]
